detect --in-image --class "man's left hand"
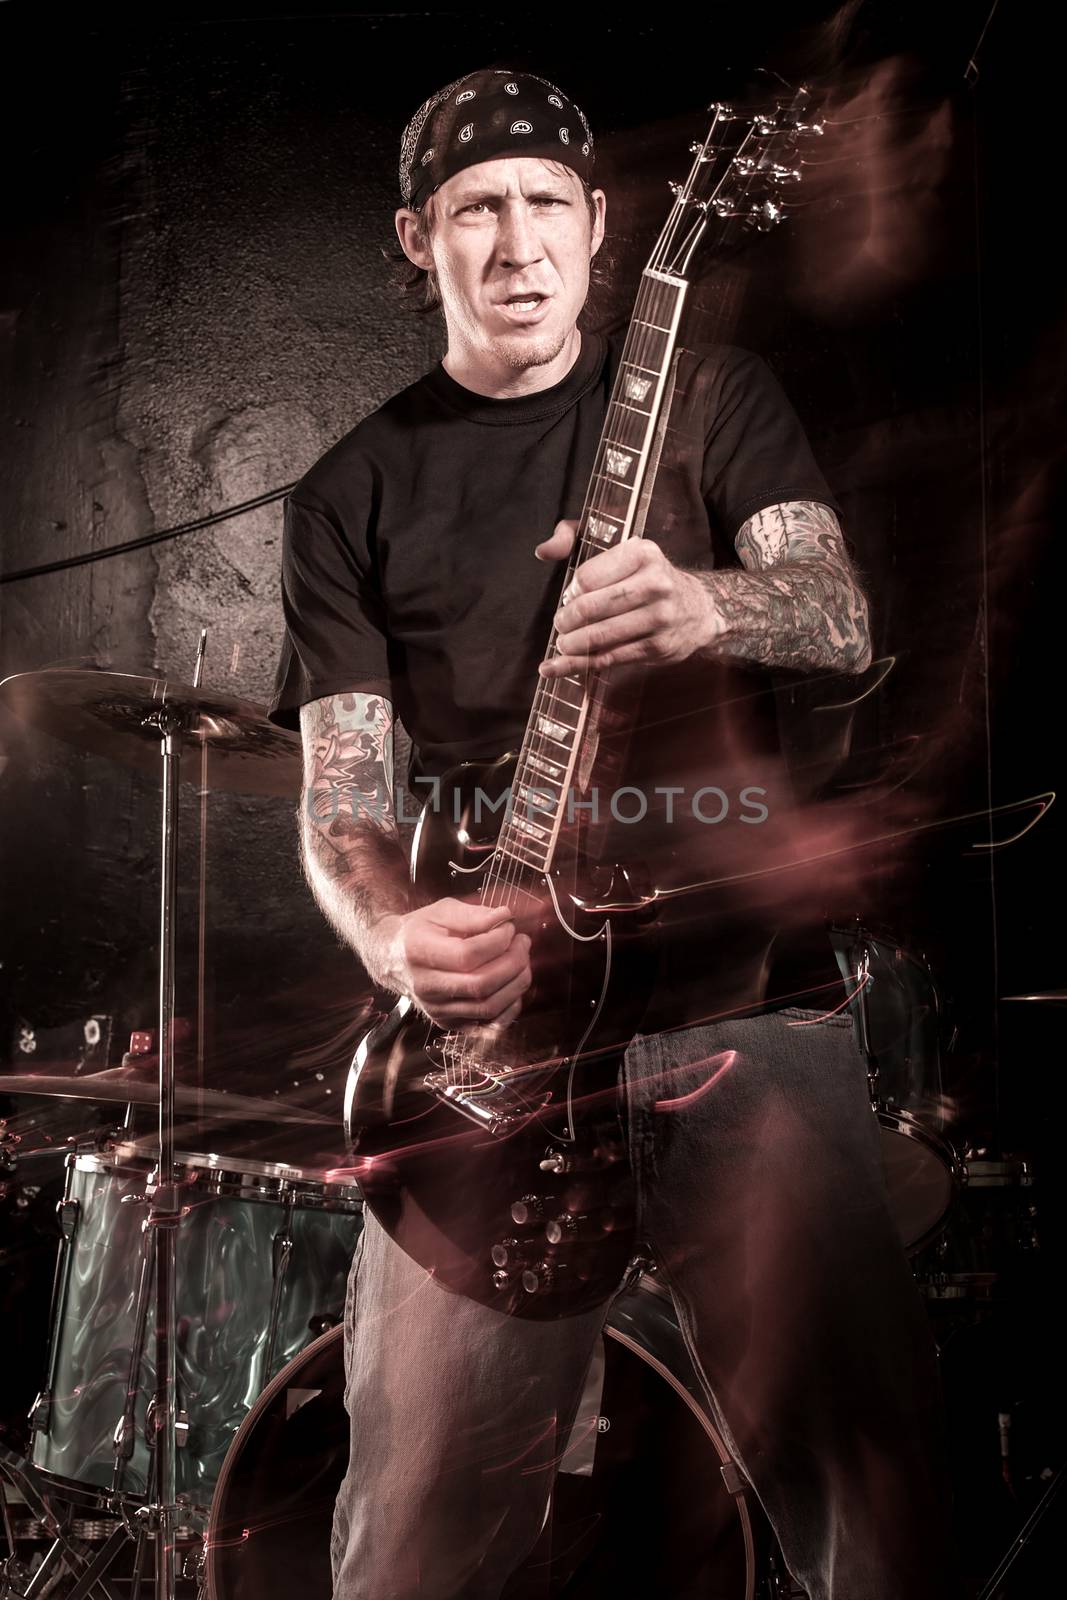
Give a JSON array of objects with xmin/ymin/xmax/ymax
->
[{"xmin": 535, "ymin": 519, "xmax": 718, "ymax": 676}]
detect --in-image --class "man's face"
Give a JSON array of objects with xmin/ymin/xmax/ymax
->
[{"xmin": 399, "ymin": 157, "xmax": 606, "ymax": 373}]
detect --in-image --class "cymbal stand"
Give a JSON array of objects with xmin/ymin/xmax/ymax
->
[{"xmin": 139, "ymin": 700, "xmax": 186, "ymax": 1600}]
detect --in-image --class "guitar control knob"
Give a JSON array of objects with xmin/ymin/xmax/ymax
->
[
  {"xmin": 521, "ymin": 1260, "xmax": 559, "ymax": 1296},
  {"xmin": 545, "ymin": 1209, "xmax": 613, "ymax": 1246},
  {"xmin": 491, "ymin": 1238, "xmax": 520, "ymax": 1269},
  {"xmin": 510, "ymin": 1196, "xmax": 546, "ymax": 1227}
]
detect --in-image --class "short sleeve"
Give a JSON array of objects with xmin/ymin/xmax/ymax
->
[
  {"xmin": 698, "ymin": 347, "xmax": 840, "ymax": 541},
  {"xmin": 268, "ymin": 489, "xmax": 392, "ymax": 731}
]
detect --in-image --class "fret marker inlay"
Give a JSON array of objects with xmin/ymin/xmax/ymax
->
[
  {"xmin": 624, "ymin": 374, "xmax": 653, "ymax": 402},
  {"xmin": 605, "ymin": 447, "xmax": 634, "ymax": 481},
  {"xmin": 587, "ymin": 515, "xmax": 616, "ymax": 545},
  {"xmin": 536, "ymin": 715, "xmax": 571, "ymax": 744}
]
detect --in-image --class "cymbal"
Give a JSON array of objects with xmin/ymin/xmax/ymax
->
[
  {"xmin": 1001, "ymin": 991, "xmax": 1067, "ymax": 1004},
  {"xmin": 0, "ymin": 1069, "xmax": 333, "ymax": 1127},
  {"xmin": 0, "ymin": 669, "xmax": 301, "ymax": 797}
]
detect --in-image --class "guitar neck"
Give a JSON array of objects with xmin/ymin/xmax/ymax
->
[
  {"xmin": 490, "ymin": 272, "xmax": 688, "ymax": 883},
  {"xmin": 480, "ymin": 88, "xmax": 819, "ymax": 899}
]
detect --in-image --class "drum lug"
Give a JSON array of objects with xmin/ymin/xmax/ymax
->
[
  {"xmin": 307, "ymin": 1312, "xmax": 340, "ymax": 1337},
  {"xmin": 113, "ymin": 1411, "xmax": 135, "ymax": 1464},
  {"xmin": 719, "ymin": 1459, "xmax": 747, "ymax": 1496},
  {"xmin": 182, "ymin": 1541, "xmax": 206, "ymax": 1583},
  {"xmin": 142, "ymin": 1397, "xmax": 188, "ymax": 1451},
  {"xmin": 55, "ymin": 1197, "xmax": 80, "ymax": 1239},
  {"xmin": 28, "ymin": 1388, "xmax": 52, "ymax": 1433}
]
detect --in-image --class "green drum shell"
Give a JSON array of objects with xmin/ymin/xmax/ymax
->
[{"xmin": 30, "ymin": 1146, "xmax": 362, "ymax": 1513}]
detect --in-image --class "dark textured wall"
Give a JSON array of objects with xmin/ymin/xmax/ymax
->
[{"xmin": 1, "ymin": 5, "xmax": 1061, "ymax": 1164}]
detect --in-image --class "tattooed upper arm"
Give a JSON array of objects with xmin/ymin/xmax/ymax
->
[
  {"xmin": 299, "ymin": 691, "xmax": 396, "ymax": 836},
  {"xmin": 735, "ymin": 501, "xmax": 852, "ymax": 574}
]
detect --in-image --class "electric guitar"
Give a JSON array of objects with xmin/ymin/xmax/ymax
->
[{"xmin": 343, "ymin": 88, "xmax": 824, "ymax": 1318}]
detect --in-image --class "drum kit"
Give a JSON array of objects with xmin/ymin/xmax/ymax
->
[{"xmin": 0, "ymin": 667, "xmax": 1046, "ymax": 1598}]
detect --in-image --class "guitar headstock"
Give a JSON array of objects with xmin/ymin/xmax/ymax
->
[{"xmin": 652, "ymin": 85, "xmax": 824, "ymax": 280}]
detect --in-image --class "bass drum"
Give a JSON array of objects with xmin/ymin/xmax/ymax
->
[{"xmin": 204, "ymin": 1275, "xmax": 762, "ymax": 1599}]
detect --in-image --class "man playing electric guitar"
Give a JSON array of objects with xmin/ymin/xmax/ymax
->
[{"xmin": 270, "ymin": 67, "xmax": 958, "ymax": 1600}]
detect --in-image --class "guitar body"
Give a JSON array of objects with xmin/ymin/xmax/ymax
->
[{"xmin": 344, "ymin": 755, "xmax": 654, "ymax": 1319}]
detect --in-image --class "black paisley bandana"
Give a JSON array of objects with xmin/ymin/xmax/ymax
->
[{"xmin": 399, "ymin": 68, "xmax": 594, "ymax": 212}]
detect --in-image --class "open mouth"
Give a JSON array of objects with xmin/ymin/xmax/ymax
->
[{"xmin": 498, "ymin": 293, "xmax": 550, "ymax": 317}]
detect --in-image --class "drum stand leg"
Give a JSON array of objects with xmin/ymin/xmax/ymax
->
[
  {"xmin": 0, "ymin": 1449, "xmax": 125, "ymax": 1600},
  {"xmin": 128, "ymin": 1521, "xmax": 150, "ymax": 1598},
  {"xmin": 1, "ymin": 1471, "xmax": 17, "ymax": 1567},
  {"xmin": 35, "ymin": 1525, "xmax": 129, "ymax": 1600},
  {"xmin": 976, "ymin": 1459, "xmax": 1066, "ymax": 1598}
]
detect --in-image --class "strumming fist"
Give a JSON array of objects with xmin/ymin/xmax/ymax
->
[{"xmin": 378, "ymin": 899, "xmax": 532, "ymax": 1027}]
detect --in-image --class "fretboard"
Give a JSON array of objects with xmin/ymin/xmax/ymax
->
[{"xmin": 487, "ymin": 268, "xmax": 689, "ymax": 888}]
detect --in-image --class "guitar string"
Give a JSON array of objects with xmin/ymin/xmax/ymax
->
[
  {"xmin": 444, "ymin": 268, "xmax": 687, "ymax": 1083},
  {"xmin": 440, "ymin": 269, "xmax": 677, "ymax": 1084},
  {"xmin": 488, "ymin": 279, "xmax": 671, "ymax": 918},
  {"xmin": 445, "ymin": 108, "xmax": 781, "ymax": 1082},
  {"xmin": 483, "ymin": 127, "xmax": 717, "ymax": 922},
  {"xmin": 441, "ymin": 117, "xmax": 723, "ymax": 1085},
  {"xmin": 443, "ymin": 111, "xmax": 747, "ymax": 1083},
  {"xmin": 442, "ymin": 104, "xmax": 791, "ymax": 1084}
]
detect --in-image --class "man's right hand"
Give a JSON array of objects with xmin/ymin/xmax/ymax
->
[{"xmin": 379, "ymin": 899, "xmax": 532, "ymax": 1028}]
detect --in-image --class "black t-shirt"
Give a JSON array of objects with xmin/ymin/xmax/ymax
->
[
  {"xmin": 270, "ymin": 331, "xmax": 843, "ymax": 1023},
  {"xmin": 269, "ymin": 332, "xmax": 836, "ymax": 753}
]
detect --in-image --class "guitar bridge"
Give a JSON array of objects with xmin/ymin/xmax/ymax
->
[{"xmin": 424, "ymin": 1068, "xmax": 551, "ymax": 1137}]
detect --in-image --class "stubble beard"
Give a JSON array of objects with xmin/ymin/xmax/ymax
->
[{"xmin": 485, "ymin": 327, "xmax": 571, "ymax": 371}]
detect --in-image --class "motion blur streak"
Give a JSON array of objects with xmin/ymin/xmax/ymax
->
[{"xmin": 653, "ymin": 1050, "xmax": 737, "ymax": 1113}]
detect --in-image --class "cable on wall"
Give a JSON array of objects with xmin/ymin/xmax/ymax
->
[{"xmin": 0, "ymin": 482, "xmax": 298, "ymax": 586}]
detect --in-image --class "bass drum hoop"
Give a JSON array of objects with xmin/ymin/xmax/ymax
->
[
  {"xmin": 876, "ymin": 1107, "xmax": 960, "ymax": 1255},
  {"xmin": 604, "ymin": 1289, "xmax": 758, "ymax": 1600},
  {"xmin": 203, "ymin": 1276, "xmax": 758, "ymax": 1600}
]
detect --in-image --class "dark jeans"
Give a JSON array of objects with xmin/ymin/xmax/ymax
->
[{"xmin": 331, "ymin": 1010, "xmax": 956, "ymax": 1598}]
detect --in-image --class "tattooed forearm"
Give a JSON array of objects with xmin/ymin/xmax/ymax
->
[
  {"xmin": 299, "ymin": 693, "xmax": 412, "ymax": 990},
  {"xmin": 697, "ymin": 501, "xmax": 872, "ymax": 673}
]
